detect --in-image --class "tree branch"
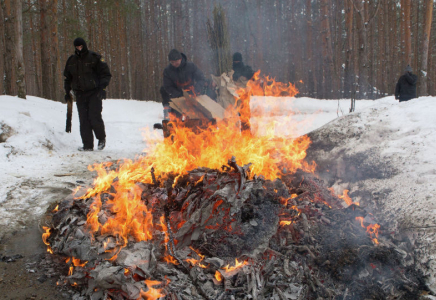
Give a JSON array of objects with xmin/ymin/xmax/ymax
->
[
  {"xmin": 348, "ymin": 0, "xmax": 363, "ymax": 20},
  {"xmin": 366, "ymin": 0, "xmax": 382, "ymax": 26}
]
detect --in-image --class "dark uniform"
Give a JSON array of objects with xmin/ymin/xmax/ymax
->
[
  {"xmin": 160, "ymin": 49, "xmax": 206, "ymax": 119},
  {"xmin": 395, "ymin": 65, "xmax": 418, "ymax": 102},
  {"xmin": 232, "ymin": 52, "xmax": 254, "ymax": 82},
  {"xmin": 64, "ymin": 38, "xmax": 111, "ymax": 151}
]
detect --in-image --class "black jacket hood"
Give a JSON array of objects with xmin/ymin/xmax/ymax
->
[
  {"xmin": 169, "ymin": 53, "xmax": 187, "ymax": 70},
  {"xmin": 74, "ymin": 38, "xmax": 89, "ymax": 57}
]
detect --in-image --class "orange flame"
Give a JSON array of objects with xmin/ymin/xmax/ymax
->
[
  {"xmin": 42, "ymin": 226, "xmax": 53, "ymax": 254},
  {"xmin": 71, "ymin": 72, "xmax": 314, "ymax": 254},
  {"xmin": 72, "ymin": 257, "xmax": 88, "ymax": 267},
  {"xmin": 86, "ymin": 184, "xmax": 155, "ymax": 257},
  {"xmin": 355, "ymin": 217, "xmax": 380, "ymax": 245},
  {"xmin": 338, "ymin": 189, "xmax": 359, "ymax": 206},
  {"xmin": 163, "ymin": 255, "xmax": 179, "ymax": 265},
  {"xmin": 138, "ymin": 279, "xmax": 166, "ymax": 299},
  {"xmin": 223, "ymin": 258, "xmax": 249, "ymax": 272},
  {"xmin": 215, "ymin": 271, "xmax": 223, "ymax": 282},
  {"xmin": 186, "ymin": 247, "xmax": 207, "ymax": 268},
  {"xmin": 279, "ymin": 205, "xmax": 301, "ymax": 226}
]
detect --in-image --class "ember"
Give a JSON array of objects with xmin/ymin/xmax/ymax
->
[{"xmin": 41, "ymin": 73, "xmax": 427, "ymax": 299}]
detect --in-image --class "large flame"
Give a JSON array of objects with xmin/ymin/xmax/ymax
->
[{"xmin": 68, "ymin": 72, "xmax": 314, "ymax": 255}]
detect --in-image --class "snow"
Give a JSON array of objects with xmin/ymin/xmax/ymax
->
[{"xmin": 1, "ymin": 94, "xmax": 436, "ymax": 291}]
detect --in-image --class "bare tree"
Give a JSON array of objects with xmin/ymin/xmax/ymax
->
[
  {"xmin": 207, "ymin": 4, "xmax": 231, "ymax": 76},
  {"xmin": 348, "ymin": 0, "xmax": 381, "ymax": 98},
  {"xmin": 14, "ymin": 0, "xmax": 26, "ymax": 99},
  {"xmin": 420, "ymin": 0, "xmax": 433, "ymax": 96},
  {"xmin": 2, "ymin": 0, "xmax": 16, "ymax": 95},
  {"xmin": 404, "ymin": 0, "xmax": 412, "ymax": 65},
  {"xmin": 343, "ymin": 0, "xmax": 354, "ymax": 98},
  {"xmin": 320, "ymin": 0, "xmax": 335, "ymax": 98},
  {"xmin": 0, "ymin": 1, "xmax": 5, "ymax": 93},
  {"xmin": 38, "ymin": 0, "xmax": 51, "ymax": 100}
]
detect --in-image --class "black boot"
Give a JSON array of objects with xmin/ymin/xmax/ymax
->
[
  {"xmin": 78, "ymin": 146, "xmax": 93, "ymax": 151},
  {"xmin": 98, "ymin": 139, "xmax": 106, "ymax": 150}
]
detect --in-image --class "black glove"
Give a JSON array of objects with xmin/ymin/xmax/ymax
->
[{"xmin": 99, "ymin": 88, "xmax": 107, "ymax": 100}]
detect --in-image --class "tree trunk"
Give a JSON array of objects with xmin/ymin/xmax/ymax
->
[
  {"xmin": 305, "ymin": 0, "xmax": 314, "ymax": 97},
  {"xmin": 353, "ymin": 0, "xmax": 369, "ymax": 98},
  {"xmin": 404, "ymin": 0, "xmax": 412, "ymax": 65},
  {"xmin": 0, "ymin": 1, "xmax": 5, "ymax": 94},
  {"xmin": 39, "ymin": 0, "xmax": 52, "ymax": 100},
  {"xmin": 388, "ymin": 0, "xmax": 397, "ymax": 93},
  {"xmin": 50, "ymin": 0, "xmax": 61, "ymax": 101},
  {"xmin": 382, "ymin": 0, "xmax": 390, "ymax": 95},
  {"xmin": 321, "ymin": 0, "xmax": 334, "ymax": 98},
  {"xmin": 420, "ymin": 0, "xmax": 433, "ymax": 96},
  {"xmin": 2, "ymin": 0, "xmax": 16, "ymax": 95},
  {"xmin": 344, "ymin": 0, "xmax": 354, "ymax": 98},
  {"xmin": 14, "ymin": 0, "xmax": 26, "ymax": 99}
]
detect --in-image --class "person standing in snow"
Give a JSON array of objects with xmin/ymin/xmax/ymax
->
[
  {"xmin": 395, "ymin": 65, "xmax": 418, "ymax": 102},
  {"xmin": 232, "ymin": 52, "xmax": 255, "ymax": 84},
  {"xmin": 160, "ymin": 49, "xmax": 207, "ymax": 120},
  {"xmin": 63, "ymin": 37, "xmax": 112, "ymax": 151}
]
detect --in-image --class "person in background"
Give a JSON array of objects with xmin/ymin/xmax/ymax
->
[
  {"xmin": 395, "ymin": 65, "xmax": 418, "ymax": 102},
  {"xmin": 64, "ymin": 37, "xmax": 112, "ymax": 151},
  {"xmin": 232, "ymin": 52, "xmax": 254, "ymax": 83},
  {"xmin": 160, "ymin": 49, "xmax": 206, "ymax": 120}
]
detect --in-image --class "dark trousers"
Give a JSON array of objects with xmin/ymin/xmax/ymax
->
[
  {"xmin": 160, "ymin": 86, "xmax": 172, "ymax": 120},
  {"xmin": 75, "ymin": 89, "xmax": 106, "ymax": 148}
]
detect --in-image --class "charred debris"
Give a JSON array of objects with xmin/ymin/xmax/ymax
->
[{"xmin": 41, "ymin": 158, "xmax": 427, "ymax": 300}]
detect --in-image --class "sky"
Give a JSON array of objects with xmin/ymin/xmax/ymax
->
[{"xmin": 1, "ymin": 94, "xmax": 435, "ymax": 295}]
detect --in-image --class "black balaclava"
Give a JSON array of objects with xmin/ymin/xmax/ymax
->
[
  {"xmin": 232, "ymin": 52, "xmax": 243, "ymax": 70},
  {"xmin": 74, "ymin": 37, "xmax": 88, "ymax": 56}
]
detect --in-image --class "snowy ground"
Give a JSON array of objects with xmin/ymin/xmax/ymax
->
[{"xmin": 1, "ymin": 94, "xmax": 436, "ymax": 293}]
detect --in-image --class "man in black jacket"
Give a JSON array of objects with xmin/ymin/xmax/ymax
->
[
  {"xmin": 395, "ymin": 65, "xmax": 418, "ymax": 102},
  {"xmin": 160, "ymin": 49, "xmax": 206, "ymax": 119},
  {"xmin": 64, "ymin": 38, "xmax": 112, "ymax": 151},
  {"xmin": 232, "ymin": 52, "xmax": 254, "ymax": 82}
]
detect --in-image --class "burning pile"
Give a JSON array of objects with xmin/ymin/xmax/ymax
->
[{"xmin": 42, "ymin": 74, "xmax": 427, "ymax": 299}]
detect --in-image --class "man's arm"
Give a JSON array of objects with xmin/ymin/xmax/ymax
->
[
  {"xmin": 95, "ymin": 55, "xmax": 112, "ymax": 88},
  {"xmin": 192, "ymin": 64, "xmax": 206, "ymax": 94},
  {"xmin": 395, "ymin": 80, "xmax": 400, "ymax": 99},
  {"xmin": 163, "ymin": 70, "xmax": 183, "ymax": 98},
  {"xmin": 63, "ymin": 57, "xmax": 73, "ymax": 94},
  {"xmin": 244, "ymin": 65, "xmax": 255, "ymax": 80},
  {"xmin": 404, "ymin": 72, "xmax": 418, "ymax": 85}
]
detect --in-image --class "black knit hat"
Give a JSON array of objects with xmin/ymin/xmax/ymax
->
[
  {"xmin": 74, "ymin": 37, "xmax": 86, "ymax": 47},
  {"xmin": 168, "ymin": 49, "xmax": 182, "ymax": 61},
  {"xmin": 233, "ymin": 52, "xmax": 243, "ymax": 62},
  {"xmin": 405, "ymin": 65, "xmax": 413, "ymax": 72}
]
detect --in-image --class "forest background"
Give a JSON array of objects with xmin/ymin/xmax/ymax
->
[{"xmin": 0, "ymin": 0, "xmax": 435, "ymax": 102}]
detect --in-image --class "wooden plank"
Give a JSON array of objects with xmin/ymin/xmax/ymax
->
[
  {"xmin": 169, "ymin": 92, "xmax": 226, "ymax": 121},
  {"xmin": 195, "ymin": 95, "xmax": 226, "ymax": 120},
  {"xmin": 169, "ymin": 96, "xmax": 207, "ymax": 119},
  {"xmin": 183, "ymin": 92, "xmax": 213, "ymax": 119}
]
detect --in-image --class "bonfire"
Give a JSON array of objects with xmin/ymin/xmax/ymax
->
[{"xmin": 41, "ymin": 73, "xmax": 426, "ymax": 300}]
